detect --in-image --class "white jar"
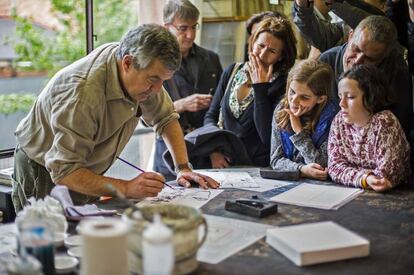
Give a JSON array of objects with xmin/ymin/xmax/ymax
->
[{"xmin": 142, "ymin": 214, "xmax": 174, "ymax": 275}]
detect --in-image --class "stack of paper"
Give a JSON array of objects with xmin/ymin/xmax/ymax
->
[
  {"xmin": 269, "ymin": 183, "xmax": 363, "ymax": 210},
  {"xmin": 266, "ymin": 221, "xmax": 370, "ymax": 266},
  {"xmin": 0, "ymin": 167, "xmax": 13, "ymax": 186}
]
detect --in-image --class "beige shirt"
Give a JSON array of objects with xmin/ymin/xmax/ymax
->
[{"xmin": 15, "ymin": 43, "xmax": 179, "ymax": 183}]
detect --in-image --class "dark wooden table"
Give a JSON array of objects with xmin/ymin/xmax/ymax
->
[
  {"xmin": 95, "ymin": 179, "xmax": 414, "ymax": 275},
  {"xmin": 2, "ymin": 181, "xmax": 414, "ymax": 275},
  {"xmin": 189, "ymin": 183, "xmax": 414, "ymax": 275}
]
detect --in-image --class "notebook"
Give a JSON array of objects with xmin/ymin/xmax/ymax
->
[
  {"xmin": 266, "ymin": 221, "xmax": 369, "ymax": 266},
  {"xmin": 269, "ymin": 183, "xmax": 363, "ymax": 210}
]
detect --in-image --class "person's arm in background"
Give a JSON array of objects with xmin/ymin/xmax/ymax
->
[
  {"xmin": 203, "ymin": 63, "xmax": 235, "ymax": 168},
  {"xmin": 212, "ymin": 52, "xmax": 223, "ymax": 82},
  {"xmin": 248, "ymin": 52, "xmax": 284, "ymax": 148},
  {"xmin": 330, "ymin": 0, "xmax": 381, "ymax": 30},
  {"xmin": 293, "ymin": 0, "xmax": 344, "ymax": 52},
  {"xmin": 386, "ymin": 0, "xmax": 409, "ymax": 48},
  {"xmin": 173, "ymin": 94, "xmax": 212, "ymax": 114},
  {"xmin": 203, "ymin": 64, "xmax": 234, "ymax": 125},
  {"xmin": 386, "ymin": 52, "xmax": 412, "ymax": 137}
]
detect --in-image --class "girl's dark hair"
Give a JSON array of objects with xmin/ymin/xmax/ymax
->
[{"xmin": 339, "ymin": 64, "xmax": 393, "ymax": 114}]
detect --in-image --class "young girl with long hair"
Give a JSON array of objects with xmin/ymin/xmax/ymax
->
[{"xmin": 270, "ymin": 59, "xmax": 338, "ymax": 180}]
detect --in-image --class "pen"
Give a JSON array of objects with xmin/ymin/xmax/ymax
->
[{"xmin": 116, "ymin": 156, "xmax": 176, "ymax": 190}]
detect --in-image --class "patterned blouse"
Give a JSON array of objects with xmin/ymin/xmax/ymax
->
[
  {"xmin": 228, "ymin": 63, "xmax": 278, "ymax": 119},
  {"xmin": 328, "ymin": 110, "xmax": 411, "ymax": 188}
]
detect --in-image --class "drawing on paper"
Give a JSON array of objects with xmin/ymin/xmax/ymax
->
[
  {"xmin": 194, "ymin": 171, "xmax": 259, "ymax": 189},
  {"xmin": 183, "ymin": 190, "xmax": 212, "ymax": 201},
  {"xmin": 136, "ymin": 188, "xmax": 223, "ymax": 209}
]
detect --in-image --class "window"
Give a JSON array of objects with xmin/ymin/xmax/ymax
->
[{"xmin": 0, "ymin": 0, "xmax": 138, "ymax": 151}]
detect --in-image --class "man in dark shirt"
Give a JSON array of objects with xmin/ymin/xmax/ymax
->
[{"xmin": 153, "ymin": 0, "xmax": 223, "ymax": 179}]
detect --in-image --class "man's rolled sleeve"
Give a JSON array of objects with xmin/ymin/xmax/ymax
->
[
  {"xmin": 45, "ymin": 99, "xmax": 97, "ymax": 183},
  {"xmin": 140, "ymin": 87, "xmax": 180, "ymax": 137}
]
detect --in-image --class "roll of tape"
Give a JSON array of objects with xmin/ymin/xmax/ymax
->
[{"xmin": 79, "ymin": 218, "xmax": 129, "ymax": 275}]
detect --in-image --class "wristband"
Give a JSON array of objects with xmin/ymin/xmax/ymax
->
[{"xmin": 174, "ymin": 162, "xmax": 193, "ymax": 174}]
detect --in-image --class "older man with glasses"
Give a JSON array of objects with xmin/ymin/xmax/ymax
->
[{"xmin": 152, "ymin": 0, "xmax": 223, "ymax": 179}]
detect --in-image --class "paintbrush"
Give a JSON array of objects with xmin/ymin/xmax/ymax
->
[{"xmin": 116, "ymin": 156, "xmax": 177, "ymax": 190}]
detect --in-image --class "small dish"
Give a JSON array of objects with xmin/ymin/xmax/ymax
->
[
  {"xmin": 53, "ymin": 232, "xmax": 67, "ymax": 247},
  {"xmin": 64, "ymin": 235, "xmax": 82, "ymax": 247},
  {"xmin": 55, "ymin": 255, "xmax": 78, "ymax": 274},
  {"xmin": 67, "ymin": 246, "xmax": 82, "ymax": 258}
]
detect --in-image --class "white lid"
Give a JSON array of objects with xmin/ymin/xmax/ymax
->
[
  {"xmin": 55, "ymin": 255, "xmax": 79, "ymax": 274},
  {"xmin": 143, "ymin": 214, "xmax": 172, "ymax": 243}
]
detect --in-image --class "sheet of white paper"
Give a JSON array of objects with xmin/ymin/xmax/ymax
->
[
  {"xmin": 269, "ymin": 183, "xmax": 363, "ymax": 210},
  {"xmin": 0, "ymin": 223, "xmax": 18, "ymax": 254},
  {"xmin": 195, "ymin": 170, "xmax": 259, "ymax": 189},
  {"xmin": 197, "ymin": 215, "xmax": 274, "ymax": 264},
  {"xmin": 200, "ymin": 168, "xmax": 261, "ymax": 178},
  {"xmin": 238, "ymin": 177, "xmax": 294, "ymax": 192},
  {"xmin": 136, "ymin": 188, "xmax": 223, "ymax": 209},
  {"xmin": 0, "ymin": 167, "xmax": 13, "ymax": 178}
]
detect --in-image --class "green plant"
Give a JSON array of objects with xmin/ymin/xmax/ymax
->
[
  {"xmin": 0, "ymin": 94, "xmax": 36, "ymax": 115},
  {"xmin": 8, "ymin": 0, "xmax": 136, "ymax": 76}
]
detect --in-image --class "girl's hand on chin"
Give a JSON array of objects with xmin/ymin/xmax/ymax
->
[{"xmin": 284, "ymin": 108, "xmax": 303, "ymax": 134}]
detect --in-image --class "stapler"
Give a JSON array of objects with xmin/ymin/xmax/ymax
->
[{"xmin": 225, "ymin": 195, "xmax": 278, "ymax": 218}]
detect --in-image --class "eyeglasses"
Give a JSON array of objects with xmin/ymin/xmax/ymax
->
[{"xmin": 169, "ymin": 23, "xmax": 200, "ymax": 33}]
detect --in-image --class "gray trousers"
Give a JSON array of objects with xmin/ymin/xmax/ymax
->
[
  {"xmin": 12, "ymin": 146, "xmax": 55, "ymax": 213},
  {"xmin": 12, "ymin": 146, "xmax": 97, "ymax": 213}
]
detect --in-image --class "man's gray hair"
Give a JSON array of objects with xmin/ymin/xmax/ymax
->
[
  {"xmin": 163, "ymin": 0, "xmax": 199, "ymax": 24},
  {"xmin": 116, "ymin": 24, "xmax": 181, "ymax": 71},
  {"xmin": 353, "ymin": 15, "xmax": 397, "ymax": 54}
]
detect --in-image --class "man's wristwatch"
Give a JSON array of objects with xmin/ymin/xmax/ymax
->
[{"xmin": 174, "ymin": 162, "xmax": 193, "ymax": 174}]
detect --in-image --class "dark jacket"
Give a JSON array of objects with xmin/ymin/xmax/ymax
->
[
  {"xmin": 162, "ymin": 124, "xmax": 253, "ymax": 173},
  {"xmin": 153, "ymin": 44, "xmax": 222, "ymax": 179},
  {"xmin": 203, "ymin": 62, "xmax": 287, "ymax": 167},
  {"xmin": 319, "ymin": 44, "xmax": 412, "ymax": 135}
]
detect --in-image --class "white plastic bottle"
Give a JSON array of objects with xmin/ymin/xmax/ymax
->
[{"xmin": 142, "ymin": 214, "xmax": 174, "ymax": 275}]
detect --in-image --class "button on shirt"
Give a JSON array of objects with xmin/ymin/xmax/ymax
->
[{"xmin": 15, "ymin": 43, "xmax": 178, "ymax": 184}]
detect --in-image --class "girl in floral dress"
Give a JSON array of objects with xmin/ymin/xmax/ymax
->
[{"xmin": 328, "ymin": 64, "xmax": 411, "ymax": 192}]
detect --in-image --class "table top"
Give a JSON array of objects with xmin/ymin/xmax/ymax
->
[
  {"xmin": 96, "ymin": 179, "xmax": 414, "ymax": 275},
  {"xmin": 2, "ymin": 180, "xmax": 414, "ymax": 275},
  {"xmin": 188, "ymin": 182, "xmax": 414, "ymax": 275}
]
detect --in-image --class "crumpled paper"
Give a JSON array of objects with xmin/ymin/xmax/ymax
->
[{"xmin": 15, "ymin": 196, "xmax": 68, "ymax": 233}]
